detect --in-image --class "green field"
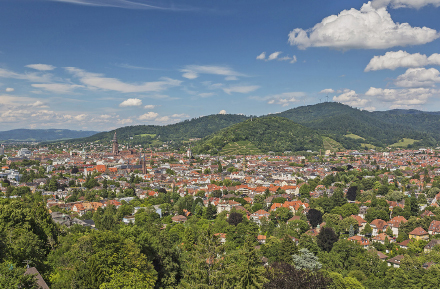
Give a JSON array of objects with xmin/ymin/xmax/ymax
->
[
  {"xmin": 344, "ymin": 133, "xmax": 365, "ymax": 140},
  {"xmin": 220, "ymin": 141, "xmax": 262, "ymax": 155},
  {"xmin": 390, "ymin": 138, "xmax": 417, "ymax": 148},
  {"xmin": 322, "ymin": 136, "xmax": 344, "ymax": 152},
  {"xmin": 136, "ymin": 133, "xmax": 156, "ymax": 137},
  {"xmin": 361, "ymin": 143, "xmax": 376, "ymax": 149}
]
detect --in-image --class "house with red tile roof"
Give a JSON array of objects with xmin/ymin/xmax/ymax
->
[
  {"xmin": 387, "ymin": 216, "xmax": 407, "ymax": 236},
  {"xmin": 409, "ymin": 227, "xmax": 429, "ymax": 240},
  {"xmin": 370, "ymin": 219, "xmax": 388, "ymax": 236},
  {"xmin": 351, "ymin": 215, "xmax": 367, "ymax": 232},
  {"xmin": 348, "ymin": 235, "xmax": 370, "ymax": 248},
  {"xmin": 428, "ymin": 220, "xmax": 440, "ymax": 235},
  {"xmin": 372, "ymin": 233, "xmax": 393, "ymax": 245}
]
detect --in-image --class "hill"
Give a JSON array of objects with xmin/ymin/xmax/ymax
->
[
  {"xmin": 192, "ymin": 116, "xmax": 324, "ymax": 155},
  {"xmin": 274, "ymin": 103, "xmax": 437, "ymax": 149},
  {"xmin": 65, "ymin": 114, "xmax": 249, "ymax": 146},
  {"xmin": 0, "ymin": 129, "xmax": 98, "ymax": 142}
]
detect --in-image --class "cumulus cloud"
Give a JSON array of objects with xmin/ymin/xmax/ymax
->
[
  {"xmin": 5, "ymin": 88, "xmax": 14, "ymax": 92},
  {"xmin": 155, "ymin": 116, "xmax": 170, "ymax": 122},
  {"xmin": 66, "ymin": 67, "xmax": 181, "ymax": 93},
  {"xmin": 139, "ymin": 112, "xmax": 159, "ymax": 120},
  {"xmin": 256, "ymin": 52, "xmax": 266, "ymax": 60},
  {"xmin": 366, "ymin": 87, "xmax": 438, "ymax": 105},
  {"xmin": 171, "ymin": 113, "xmax": 189, "ymax": 118},
  {"xmin": 257, "ymin": 52, "xmax": 297, "ymax": 63},
  {"xmin": 394, "ymin": 68, "xmax": 440, "ymax": 87},
  {"xmin": 219, "ymin": 110, "xmax": 227, "ymax": 115},
  {"xmin": 365, "ymin": 50, "xmax": 440, "ymax": 71},
  {"xmin": 320, "ymin": 88, "xmax": 335, "ymax": 94},
  {"xmin": 251, "ymin": 92, "xmax": 306, "ymax": 107},
  {"xmin": 181, "ymin": 65, "xmax": 246, "ymax": 80},
  {"xmin": 144, "ymin": 104, "xmax": 157, "ymax": 109},
  {"xmin": 118, "ymin": 118, "xmax": 133, "ymax": 125},
  {"xmin": 31, "ymin": 83, "xmax": 84, "ymax": 94},
  {"xmin": 223, "ymin": 85, "xmax": 260, "ymax": 94},
  {"xmin": 74, "ymin": 114, "xmax": 87, "ymax": 121},
  {"xmin": 288, "ymin": 2, "xmax": 439, "ymax": 50},
  {"xmin": 268, "ymin": 52, "xmax": 282, "ymax": 61},
  {"xmin": 371, "ymin": 0, "xmax": 440, "ymax": 9},
  {"xmin": 25, "ymin": 64, "xmax": 56, "ymax": 71},
  {"xmin": 119, "ymin": 98, "xmax": 142, "ymax": 107},
  {"xmin": 333, "ymin": 90, "xmax": 369, "ymax": 107}
]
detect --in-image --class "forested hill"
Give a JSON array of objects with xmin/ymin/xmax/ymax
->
[
  {"xmin": 0, "ymin": 129, "xmax": 98, "ymax": 142},
  {"xmin": 66, "ymin": 114, "xmax": 249, "ymax": 145},
  {"xmin": 192, "ymin": 116, "xmax": 324, "ymax": 155},
  {"xmin": 274, "ymin": 103, "xmax": 438, "ymax": 148}
]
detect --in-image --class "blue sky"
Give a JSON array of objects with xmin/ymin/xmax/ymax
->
[{"xmin": 1, "ymin": 0, "xmax": 440, "ymax": 131}]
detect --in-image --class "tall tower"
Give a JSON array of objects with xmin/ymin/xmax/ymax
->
[
  {"xmin": 139, "ymin": 153, "xmax": 147, "ymax": 174},
  {"xmin": 112, "ymin": 132, "xmax": 119, "ymax": 156}
]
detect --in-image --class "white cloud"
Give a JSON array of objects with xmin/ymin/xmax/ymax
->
[
  {"xmin": 144, "ymin": 104, "xmax": 157, "ymax": 109},
  {"xmin": 118, "ymin": 118, "xmax": 133, "ymax": 125},
  {"xmin": 394, "ymin": 68, "xmax": 440, "ymax": 87},
  {"xmin": 31, "ymin": 83, "xmax": 84, "ymax": 94},
  {"xmin": 139, "ymin": 112, "xmax": 159, "ymax": 120},
  {"xmin": 66, "ymin": 67, "xmax": 181, "ymax": 93},
  {"xmin": 25, "ymin": 64, "xmax": 56, "ymax": 71},
  {"xmin": 100, "ymin": 114, "xmax": 112, "ymax": 119},
  {"xmin": 219, "ymin": 110, "xmax": 227, "ymax": 115},
  {"xmin": 74, "ymin": 114, "xmax": 87, "ymax": 121},
  {"xmin": 258, "ymin": 52, "xmax": 297, "ymax": 63},
  {"xmin": 5, "ymin": 88, "xmax": 14, "ymax": 92},
  {"xmin": 320, "ymin": 88, "xmax": 335, "ymax": 94},
  {"xmin": 371, "ymin": 0, "xmax": 440, "ymax": 9},
  {"xmin": 171, "ymin": 113, "xmax": 189, "ymax": 118},
  {"xmin": 202, "ymin": 81, "xmax": 224, "ymax": 90},
  {"xmin": 288, "ymin": 2, "xmax": 439, "ymax": 50},
  {"xmin": 365, "ymin": 50, "xmax": 440, "ymax": 71},
  {"xmin": 181, "ymin": 65, "xmax": 246, "ymax": 80},
  {"xmin": 225, "ymin": 76, "xmax": 238, "ymax": 81},
  {"xmin": 47, "ymin": 0, "xmax": 186, "ymax": 10},
  {"xmin": 198, "ymin": 92, "xmax": 215, "ymax": 97},
  {"xmin": 119, "ymin": 98, "xmax": 142, "ymax": 107},
  {"xmin": 0, "ymin": 67, "xmax": 52, "ymax": 83},
  {"xmin": 223, "ymin": 85, "xmax": 260, "ymax": 94},
  {"xmin": 155, "ymin": 116, "xmax": 170, "ymax": 122},
  {"xmin": 256, "ymin": 52, "xmax": 266, "ymax": 60},
  {"xmin": 252, "ymin": 92, "xmax": 305, "ymax": 107},
  {"xmin": 268, "ymin": 51, "xmax": 282, "ymax": 61},
  {"xmin": 333, "ymin": 90, "xmax": 369, "ymax": 107},
  {"xmin": 365, "ymin": 87, "xmax": 438, "ymax": 105}
]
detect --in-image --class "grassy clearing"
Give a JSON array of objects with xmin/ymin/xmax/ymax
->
[
  {"xmin": 220, "ymin": 141, "xmax": 262, "ymax": 155},
  {"xmin": 137, "ymin": 133, "xmax": 156, "ymax": 137},
  {"xmin": 322, "ymin": 136, "xmax": 344, "ymax": 152},
  {"xmin": 390, "ymin": 138, "xmax": 417, "ymax": 148},
  {"xmin": 344, "ymin": 133, "xmax": 365, "ymax": 140},
  {"xmin": 361, "ymin": 143, "xmax": 376, "ymax": 149}
]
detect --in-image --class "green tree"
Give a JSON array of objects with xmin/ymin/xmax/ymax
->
[
  {"xmin": 0, "ymin": 262, "xmax": 39, "ymax": 289},
  {"xmin": 292, "ymin": 248, "xmax": 322, "ymax": 270}
]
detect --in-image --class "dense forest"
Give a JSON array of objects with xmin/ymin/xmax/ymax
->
[
  {"xmin": 275, "ymin": 103, "xmax": 438, "ymax": 149},
  {"xmin": 192, "ymin": 116, "xmax": 324, "ymax": 155}
]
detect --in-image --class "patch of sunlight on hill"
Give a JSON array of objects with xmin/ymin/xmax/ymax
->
[
  {"xmin": 344, "ymin": 133, "xmax": 365, "ymax": 140},
  {"xmin": 220, "ymin": 141, "xmax": 262, "ymax": 155},
  {"xmin": 390, "ymin": 138, "xmax": 417, "ymax": 148}
]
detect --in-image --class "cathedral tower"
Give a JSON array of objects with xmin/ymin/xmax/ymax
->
[{"xmin": 112, "ymin": 132, "xmax": 119, "ymax": 155}]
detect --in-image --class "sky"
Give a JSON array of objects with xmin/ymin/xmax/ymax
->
[{"xmin": 1, "ymin": 0, "xmax": 440, "ymax": 131}]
